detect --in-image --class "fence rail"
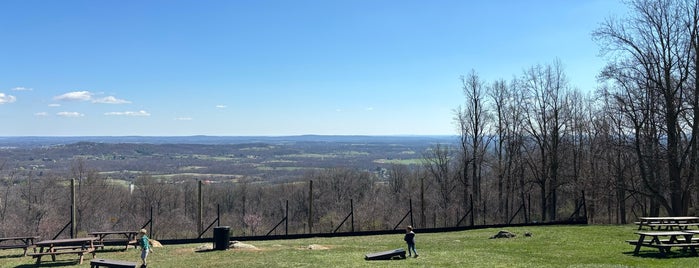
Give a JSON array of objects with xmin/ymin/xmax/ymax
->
[{"xmin": 158, "ymin": 218, "xmax": 588, "ymax": 245}]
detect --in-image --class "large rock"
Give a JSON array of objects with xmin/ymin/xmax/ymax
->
[{"xmin": 489, "ymin": 230, "xmax": 516, "ymax": 239}]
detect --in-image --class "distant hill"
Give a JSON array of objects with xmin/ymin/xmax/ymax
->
[
  {"xmin": 0, "ymin": 135, "xmax": 458, "ymax": 148},
  {"xmin": 0, "ymin": 135, "xmax": 459, "ymax": 182}
]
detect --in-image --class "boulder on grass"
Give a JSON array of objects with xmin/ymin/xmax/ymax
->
[{"xmin": 489, "ymin": 230, "xmax": 516, "ymax": 239}]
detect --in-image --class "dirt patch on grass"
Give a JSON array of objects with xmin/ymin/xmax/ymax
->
[
  {"xmin": 230, "ymin": 241, "xmax": 260, "ymax": 250},
  {"xmin": 305, "ymin": 244, "xmax": 331, "ymax": 250},
  {"xmin": 176, "ymin": 247, "xmax": 196, "ymax": 254}
]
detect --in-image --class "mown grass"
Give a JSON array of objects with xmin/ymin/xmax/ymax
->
[{"xmin": 2, "ymin": 225, "xmax": 698, "ymax": 267}]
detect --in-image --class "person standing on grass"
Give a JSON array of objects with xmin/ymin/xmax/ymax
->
[
  {"xmin": 404, "ymin": 225, "xmax": 418, "ymax": 258},
  {"xmin": 138, "ymin": 229, "xmax": 153, "ymax": 268}
]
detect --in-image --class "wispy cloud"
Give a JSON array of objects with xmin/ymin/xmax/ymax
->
[
  {"xmin": 104, "ymin": 110, "xmax": 150, "ymax": 116},
  {"xmin": 12, "ymin": 87, "xmax": 32, "ymax": 91},
  {"xmin": 54, "ymin": 91, "xmax": 93, "ymax": 101},
  {"xmin": 365, "ymin": 107, "xmax": 374, "ymax": 111},
  {"xmin": 215, "ymin": 105, "xmax": 227, "ymax": 109},
  {"xmin": 93, "ymin": 96, "xmax": 131, "ymax": 104},
  {"xmin": 57, "ymin": 111, "xmax": 84, "ymax": 117},
  {"xmin": 0, "ymin": 93, "xmax": 17, "ymax": 104},
  {"xmin": 175, "ymin": 117, "xmax": 193, "ymax": 121},
  {"xmin": 54, "ymin": 91, "xmax": 131, "ymax": 104},
  {"xmin": 34, "ymin": 112, "xmax": 48, "ymax": 116},
  {"xmin": 48, "ymin": 103, "xmax": 61, "ymax": 107}
]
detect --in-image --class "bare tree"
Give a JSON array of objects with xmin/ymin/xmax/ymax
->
[
  {"xmin": 422, "ymin": 144, "xmax": 458, "ymax": 226},
  {"xmin": 594, "ymin": 0, "xmax": 699, "ymax": 216},
  {"xmin": 521, "ymin": 60, "xmax": 571, "ymax": 221},
  {"xmin": 456, "ymin": 70, "xmax": 493, "ymax": 223}
]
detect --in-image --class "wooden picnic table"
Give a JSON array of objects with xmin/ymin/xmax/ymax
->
[
  {"xmin": 636, "ymin": 216, "xmax": 699, "ymax": 230},
  {"xmin": 0, "ymin": 235, "xmax": 39, "ymax": 256},
  {"xmin": 89, "ymin": 231, "xmax": 139, "ymax": 251},
  {"xmin": 29, "ymin": 237, "xmax": 98, "ymax": 264},
  {"xmin": 631, "ymin": 230, "xmax": 699, "ymax": 257}
]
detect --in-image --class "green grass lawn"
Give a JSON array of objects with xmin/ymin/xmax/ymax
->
[{"xmin": 2, "ymin": 225, "xmax": 698, "ymax": 267}]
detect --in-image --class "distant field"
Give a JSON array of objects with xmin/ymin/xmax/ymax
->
[
  {"xmin": 0, "ymin": 136, "xmax": 449, "ymax": 183},
  {"xmin": 2, "ymin": 225, "xmax": 697, "ymax": 268},
  {"xmin": 373, "ymin": 158, "xmax": 423, "ymax": 165}
]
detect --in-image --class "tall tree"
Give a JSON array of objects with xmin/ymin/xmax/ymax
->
[
  {"xmin": 521, "ymin": 60, "xmax": 570, "ymax": 221},
  {"xmin": 594, "ymin": 0, "xmax": 699, "ymax": 216},
  {"xmin": 456, "ymin": 70, "xmax": 492, "ymax": 223}
]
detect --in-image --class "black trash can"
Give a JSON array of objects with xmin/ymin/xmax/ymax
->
[{"xmin": 213, "ymin": 226, "xmax": 230, "ymax": 250}]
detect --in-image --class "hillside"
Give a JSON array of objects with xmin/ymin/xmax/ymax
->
[{"xmin": 0, "ymin": 135, "xmax": 457, "ymax": 182}]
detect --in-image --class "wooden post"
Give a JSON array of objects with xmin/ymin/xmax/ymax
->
[
  {"xmin": 149, "ymin": 206, "xmax": 153, "ymax": 238},
  {"xmin": 409, "ymin": 199, "xmax": 414, "ymax": 228},
  {"xmin": 470, "ymin": 194, "xmax": 474, "ymax": 226},
  {"xmin": 420, "ymin": 176, "xmax": 425, "ymax": 227},
  {"xmin": 309, "ymin": 180, "xmax": 313, "ymax": 234},
  {"xmin": 350, "ymin": 199, "xmax": 354, "ymax": 232},
  {"xmin": 71, "ymin": 178, "xmax": 76, "ymax": 238},
  {"xmin": 198, "ymin": 180, "xmax": 203, "ymax": 237},
  {"xmin": 285, "ymin": 200, "xmax": 289, "ymax": 235}
]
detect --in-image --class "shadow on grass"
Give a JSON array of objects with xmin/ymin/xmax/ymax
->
[
  {"xmin": 194, "ymin": 248, "xmax": 217, "ymax": 253},
  {"xmin": 95, "ymin": 248, "xmax": 132, "ymax": 253},
  {"xmin": 0, "ymin": 253, "xmax": 24, "ymax": 259},
  {"xmin": 14, "ymin": 259, "xmax": 80, "ymax": 267},
  {"xmin": 623, "ymin": 250, "xmax": 699, "ymax": 259}
]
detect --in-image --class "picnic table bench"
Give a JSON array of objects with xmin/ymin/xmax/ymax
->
[
  {"xmin": 0, "ymin": 236, "xmax": 39, "ymax": 256},
  {"xmin": 28, "ymin": 237, "xmax": 98, "ymax": 264},
  {"xmin": 630, "ymin": 230, "xmax": 699, "ymax": 257},
  {"xmin": 636, "ymin": 216, "xmax": 699, "ymax": 230},
  {"xmin": 89, "ymin": 231, "xmax": 139, "ymax": 251}
]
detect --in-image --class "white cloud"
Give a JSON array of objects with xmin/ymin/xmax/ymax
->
[
  {"xmin": 104, "ymin": 110, "xmax": 151, "ymax": 116},
  {"xmin": 48, "ymin": 103, "xmax": 61, "ymax": 107},
  {"xmin": 53, "ymin": 91, "xmax": 132, "ymax": 105},
  {"xmin": 34, "ymin": 112, "xmax": 48, "ymax": 116},
  {"xmin": 54, "ymin": 91, "xmax": 93, "ymax": 101},
  {"xmin": 57, "ymin": 111, "xmax": 84, "ymax": 117},
  {"xmin": 215, "ymin": 105, "xmax": 227, "ymax": 109},
  {"xmin": 175, "ymin": 117, "xmax": 193, "ymax": 121},
  {"xmin": 12, "ymin": 87, "xmax": 32, "ymax": 91},
  {"xmin": 0, "ymin": 93, "xmax": 17, "ymax": 104},
  {"xmin": 93, "ymin": 96, "xmax": 131, "ymax": 104}
]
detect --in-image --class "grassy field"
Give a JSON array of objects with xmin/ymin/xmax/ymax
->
[{"xmin": 2, "ymin": 225, "xmax": 698, "ymax": 267}]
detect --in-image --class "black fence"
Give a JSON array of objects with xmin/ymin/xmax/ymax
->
[{"xmin": 157, "ymin": 217, "xmax": 588, "ymax": 245}]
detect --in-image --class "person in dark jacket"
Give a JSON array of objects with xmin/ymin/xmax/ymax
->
[{"xmin": 404, "ymin": 225, "xmax": 418, "ymax": 258}]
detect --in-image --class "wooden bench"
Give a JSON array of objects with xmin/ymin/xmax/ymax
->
[
  {"xmin": 364, "ymin": 248, "xmax": 406, "ymax": 260},
  {"xmin": 632, "ymin": 231, "xmax": 699, "ymax": 257},
  {"xmin": 89, "ymin": 231, "xmax": 140, "ymax": 251},
  {"xmin": 28, "ymin": 248, "xmax": 95, "ymax": 264},
  {"xmin": 627, "ymin": 237, "xmax": 699, "ymax": 244},
  {"xmin": 644, "ymin": 242, "xmax": 699, "ymax": 256},
  {"xmin": 0, "ymin": 236, "xmax": 39, "ymax": 256},
  {"xmin": 90, "ymin": 258, "xmax": 138, "ymax": 268},
  {"xmin": 637, "ymin": 216, "xmax": 699, "ymax": 230},
  {"xmin": 94, "ymin": 239, "xmax": 137, "ymax": 249},
  {"xmin": 0, "ymin": 244, "xmax": 35, "ymax": 256}
]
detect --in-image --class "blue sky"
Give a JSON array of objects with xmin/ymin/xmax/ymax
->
[{"xmin": 0, "ymin": 0, "xmax": 625, "ymax": 136}]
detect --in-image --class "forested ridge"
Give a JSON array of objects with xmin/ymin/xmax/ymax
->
[{"xmin": 2, "ymin": 0, "xmax": 699, "ymax": 239}]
